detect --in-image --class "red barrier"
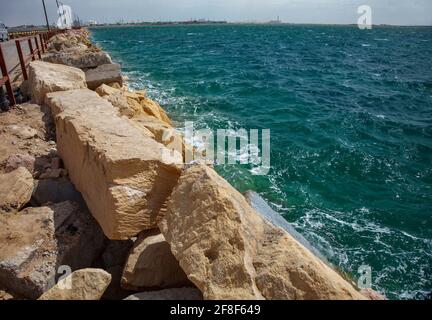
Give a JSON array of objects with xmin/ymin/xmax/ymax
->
[
  {"xmin": 0, "ymin": 45, "xmax": 17, "ymax": 107},
  {"xmin": 0, "ymin": 29, "xmax": 68, "ymax": 107}
]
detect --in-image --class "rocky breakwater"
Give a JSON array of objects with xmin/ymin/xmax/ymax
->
[{"xmin": 0, "ymin": 29, "xmax": 375, "ymax": 300}]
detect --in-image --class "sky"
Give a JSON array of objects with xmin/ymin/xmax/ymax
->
[{"xmin": 1, "ymin": 0, "xmax": 431, "ymax": 27}]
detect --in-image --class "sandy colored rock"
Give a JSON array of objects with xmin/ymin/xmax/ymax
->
[
  {"xmin": 96, "ymin": 84, "xmax": 146, "ymax": 119},
  {"xmin": 121, "ymin": 229, "xmax": 191, "ymax": 290},
  {"xmin": 0, "ymin": 167, "xmax": 34, "ymax": 214},
  {"xmin": 95, "ymin": 83, "xmax": 123, "ymax": 96},
  {"xmin": 0, "ymin": 202, "xmax": 105, "ymax": 299},
  {"xmin": 43, "ymin": 51, "xmax": 112, "ymax": 70},
  {"xmin": 45, "ymin": 89, "xmax": 182, "ymax": 240},
  {"xmin": 39, "ymin": 168, "xmax": 68, "ymax": 180},
  {"xmin": 360, "ymin": 288, "xmax": 386, "ymax": 300},
  {"xmin": 124, "ymin": 288, "xmax": 203, "ymax": 300},
  {"xmin": 0, "ymin": 290, "xmax": 14, "ymax": 300},
  {"xmin": 4, "ymin": 154, "xmax": 35, "ymax": 173},
  {"xmin": 98, "ymin": 89, "xmax": 137, "ymax": 118},
  {"xmin": 47, "ymin": 33, "xmax": 89, "ymax": 53},
  {"xmin": 0, "ymin": 104, "xmax": 56, "ymax": 168},
  {"xmin": 4, "ymin": 125, "xmax": 38, "ymax": 139},
  {"xmin": 159, "ymin": 165, "xmax": 366, "ymax": 300},
  {"xmin": 85, "ymin": 63, "xmax": 123, "ymax": 90},
  {"xmin": 140, "ymin": 98, "xmax": 173, "ymax": 126},
  {"xmin": 38, "ymin": 268, "xmax": 111, "ymax": 300},
  {"xmin": 133, "ymin": 115, "xmax": 183, "ymax": 160},
  {"xmin": 28, "ymin": 61, "xmax": 87, "ymax": 105}
]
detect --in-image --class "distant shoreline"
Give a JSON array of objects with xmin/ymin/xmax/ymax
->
[
  {"xmin": 88, "ymin": 22, "xmax": 432, "ymax": 28},
  {"xmin": 9, "ymin": 22, "xmax": 431, "ymax": 33}
]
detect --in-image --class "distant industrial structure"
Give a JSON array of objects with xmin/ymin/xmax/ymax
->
[
  {"xmin": 85, "ymin": 18, "xmax": 227, "ymax": 27},
  {"xmin": 269, "ymin": 16, "xmax": 282, "ymax": 24}
]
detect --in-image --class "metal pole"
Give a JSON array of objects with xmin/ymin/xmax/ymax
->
[
  {"xmin": 16, "ymin": 40, "xmax": 28, "ymax": 80},
  {"xmin": 42, "ymin": 0, "xmax": 50, "ymax": 31}
]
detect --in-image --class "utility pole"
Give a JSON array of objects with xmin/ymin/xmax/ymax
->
[{"xmin": 42, "ymin": 0, "xmax": 50, "ymax": 31}]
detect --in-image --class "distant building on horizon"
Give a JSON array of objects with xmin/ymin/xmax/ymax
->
[{"xmin": 269, "ymin": 16, "xmax": 282, "ymax": 24}]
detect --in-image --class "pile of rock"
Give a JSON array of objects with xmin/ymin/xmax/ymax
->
[{"xmin": 0, "ymin": 29, "xmax": 379, "ymax": 301}]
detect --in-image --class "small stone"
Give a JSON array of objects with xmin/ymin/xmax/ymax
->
[
  {"xmin": 4, "ymin": 154, "xmax": 36, "ymax": 173},
  {"xmin": 5, "ymin": 125, "xmax": 38, "ymax": 139},
  {"xmin": 39, "ymin": 168, "xmax": 68, "ymax": 180},
  {"xmin": 38, "ymin": 268, "xmax": 111, "ymax": 300},
  {"xmin": 360, "ymin": 288, "xmax": 386, "ymax": 300},
  {"xmin": 0, "ymin": 290, "xmax": 14, "ymax": 300},
  {"xmin": 0, "ymin": 202, "xmax": 106, "ymax": 299},
  {"xmin": 0, "ymin": 167, "xmax": 34, "ymax": 214},
  {"xmin": 121, "ymin": 229, "xmax": 191, "ymax": 290}
]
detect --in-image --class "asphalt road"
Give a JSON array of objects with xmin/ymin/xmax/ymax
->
[{"xmin": 0, "ymin": 39, "xmax": 31, "ymax": 81}]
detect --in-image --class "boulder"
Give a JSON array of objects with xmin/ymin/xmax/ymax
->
[
  {"xmin": 85, "ymin": 63, "xmax": 123, "ymax": 90},
  {"xmin": 28, "ymin": 61, "xmax": 87, "ymax": 105},
  {"xmin": 45, "ymin": 89, "xmax": 183, "ymax": 240},
  {"xmin": 133, "ymin": 116, "xmax": 175, "ymax": 145},
  {"xmin": 38, "ymin": 168, "xmax": 68, "ymax": 180},
  {"xmin": 43, "ymin": 51, "xmax": 113, "ymax": 70},
  {"xmin": 0, "ymin": 290, "xmax": 14, "ymax": 300},
  {"xmin": 159, "ymin": 165, "xmax": 366, "ymax": 300},
  {"xmin": 0, "ymin": 167, "xmax": 34, "ymax": 214},
  {"xmin": 4, "ymin": 154, "xmax": 36, "ymax": 173},
  {"xmin": 124, "ymin": 288, "xmax": 203, "ymax": 300},
  {"xmin": 121, "ymin": 229, "xmax": 191, "ymax": 290},
  {"xmin": 47, "ymin": 33, "xmax": 88, "ymax": 53},
  {"xmin": 4, "ymin": 125, "xmax": 38, "ymax": 140},
  {"xmin": 360, "ymin": 288, "xmax": 386, "ymax": 300},
  {"xmin": 95, "ymin": 83, "xmax": 123, "ymax": 96},
  {"xmin": 140, "ymin": 98, "xmax": 173, "ymax": 126},
  {"xmin": 96, "ymin": 85, "xmax": 137, "ymax": 118},
  {"xmin": 32, "ymin": 178, "xmax": 85, "ymax": 206},
  {"xmin": 38, "ymin": 268, "xmax": 111, "ymax": 300},
  {"xmin": 0, "ymin": 201, "xmax": 105, "ymax": 299}
]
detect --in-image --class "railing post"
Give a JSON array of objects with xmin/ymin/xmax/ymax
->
[
  {"xmin": 28, "ymin": 38, "xmax": 35, "ymax": 61},
  {"xmin": 39, "ymin": 34, "xmax": 45, "ymax": 53},
  {"xmin": 35, "ymin": 36, "xmax": 42, "ymax": 59},
  {"xmin": 15, "ymin": 40, "xmax": 28, "ymax": 80},
  {"xmin": 0, "ymin": 45, "xmax": 16, "ymax": 107}
]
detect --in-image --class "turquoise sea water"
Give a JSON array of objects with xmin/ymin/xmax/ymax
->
[{"xmin": 91, "ymin": 25, "xmax": 432, "ymax": 300}]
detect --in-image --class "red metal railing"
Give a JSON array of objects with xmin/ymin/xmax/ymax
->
[
  {"xmin": 15, "ymin": 35, "xmax": 44, "ymax": 80},
  {"xmin": 0, "ymin": 45, "xmax": 16, "ymax": 106},
  {"xmin": 0, "ymin": 29, "xmax": 66, "ymax": 107}
]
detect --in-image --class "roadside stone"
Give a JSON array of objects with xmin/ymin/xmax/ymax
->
[
  {"xmin": 159, "ymin": 164, "xmax": 366, "ymax": 300},
  {"xmin": 0, "ymin": 290, "xmax": 14, "ymax": 300},
  {"xmin": 0, "ymin": 201, "xmax": 105, "ymax": 299},
  {"xmin": 360, "ymin": 288, "xmax": 386, "ymax": 300},
  {"xmin": 43, "ymin": 51, "xmax": 113, "ymax": 70},
  {"xmin": 85, "ymin": 63, "xmax": 123, "ymax": 90},
  {"xmin": 45, "ymin": 89, "xmax": 182, "ymax": 239},
  {"xmin": 4, "ymin": 125, "xmax": 38, "ymax": 140},
  {"xmin": 38, "ymin": 268, "xmax": 111, "ymax": 300},
  {"xmin": 124, "ymin": 288, "xmax": 203, "ymax": 300},
  {"xmin": 4, "ymin": 154, "xmax": 36, "ymax": 173},
  {"xmin": 39, "ymin": 168, "xmax": 68, "ymax": 180},
  {"xmin": 0, "ymin": 167, "xmax": 34, "ymax": 214},
  {"xmin": 28, "ymin": 61, "xmax": 87, "ymax": 105},
  {"xmin": 140, "ymin": 98, "xmax": 173, "ymax": 126},
  {"xmin": 121, "ymin": 229, "xmax": 191, "ymax": 290}
]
